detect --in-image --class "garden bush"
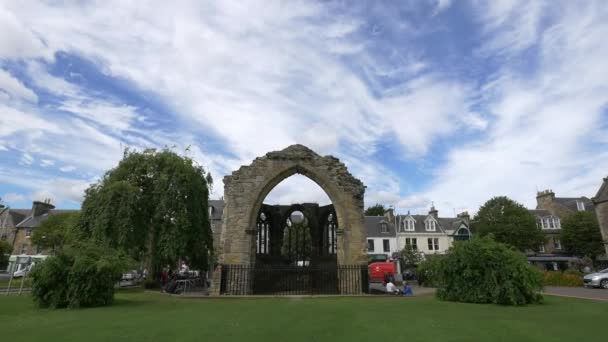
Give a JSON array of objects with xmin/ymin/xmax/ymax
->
[
  {"xmin": 543, "ymin": 271, "xmax": 583, "ymax": 287},
  {"xmin": 30, "ymin": 243, "xmax": 131, "ymax": 308},
  {"xmin": 434, "ymin": 237, "xmax": 543, "ymax": 305},
  {"xmin": 417, "ymin": 254, "xmax": 445, "ymax": 287}
]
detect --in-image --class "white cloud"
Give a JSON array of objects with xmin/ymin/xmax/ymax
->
[
  {"xmin": 40, "ymin": 159, "xmax": 55, "ymax": 167},
  {"xmin": 20, "ymin": 153, "xmax": 33, "ymax": 165},
  {"xmin": 0, "ymin": 0, "xmax": 606, "ymax": 216},
  {"xmin": 0, "ymin": 6, "xmax": 51, "ymax": 59},
  {"xmin": 59, "ymin": 165, "xmax": 76, "ymax": 173},
  {"xmin": 0, "ymin": 69, "xmax": 38, "ymax": 103},
  {"xmin": 2, "ymin": 192, "xmax": 25, "ymax": 204},
  {"xmin": 416, "ymin": 0, "xmax": 608, "ymax": 214}
]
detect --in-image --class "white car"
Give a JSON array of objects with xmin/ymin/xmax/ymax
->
[{"xmin": 583, "ymin": 268, "xmax": 608, "ymax": 289}]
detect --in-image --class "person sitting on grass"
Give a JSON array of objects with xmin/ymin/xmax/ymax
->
[
  {"xmin": 403, "ymin": 282, "xmax": 413, "ymax": 296},
  {"xmin": 386, "ymin": 280, "xmax": 400, "ymax": 295}
]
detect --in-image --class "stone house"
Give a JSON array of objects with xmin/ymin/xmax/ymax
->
[
  {"xmin": 592, "ymin": 177, "xmax": 608, "ymax": 257},
  {"xmin": 0, "ymin": 206, "xmax": 29, "ymax": 245},
  {"xmin": 393, "ymin": 207, "xmax": 471, "ymax": 257},
  {"xmin": 6, "ymin": 201, "xmax": 77, "ymax": 256},
  {"xmin": 529, "ymin": 189, "xmax": 597, "ymax": 269}
]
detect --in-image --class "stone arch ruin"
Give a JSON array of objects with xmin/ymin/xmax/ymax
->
[{"xmin": 218, "ymin": 144, "xmax": 367, "ymax": 266}]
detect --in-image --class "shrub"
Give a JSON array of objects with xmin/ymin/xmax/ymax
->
[
  {"xmin": 434, "ymin": 237, "xmax": 543, "ymax": 305},
  {"xmin": 417, "ymin": 254, "xmax": 445, "ymax": 287},
  {"xmin": 30, "ymin": 243, "xmax": 131, "ymax": 309},
  {"xmin": 0, "ymin": 240, "xmax": 12, "ymax": 270},
  {"xmin": 543, "ymin": 271, "xmax": 583, "ymax": 287}
]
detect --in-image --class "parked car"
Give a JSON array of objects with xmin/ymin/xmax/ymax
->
[{"xmin": 583, "ymin": 268, "xmax": 608, "ymax": 289}]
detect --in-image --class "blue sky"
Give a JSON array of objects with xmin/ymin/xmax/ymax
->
[{"xmin": 1, "ymin": 0, "xmax": 607, "ymax": 215}]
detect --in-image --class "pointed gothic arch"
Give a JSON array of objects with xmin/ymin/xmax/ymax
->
[{"xmin": 218, "ymin": 145, "xmax": 366, "ymax": 266}]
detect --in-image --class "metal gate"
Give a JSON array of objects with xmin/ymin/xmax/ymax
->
[{"xmin": 219, "ymin": 264, "xmax": 369, "ymax": 295}]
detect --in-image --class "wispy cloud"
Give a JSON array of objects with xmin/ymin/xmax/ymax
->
[{"xmin": 0, "ymin": 0, "xmax": 606, "ymax": 214}]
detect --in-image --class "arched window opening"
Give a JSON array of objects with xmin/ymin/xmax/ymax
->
[
  {"xmin": 255, "ymin": 174, "xmax": 337, "ymax": 267},
  {"xmin": 454, "ymin": 227, "xmax": 471, "ymax": 241},
  {"xmin": 323, "ymin": 212, "xmax": 337, "ymax": 255},
  {"xmin": 281, "ymin": 211, "xmax": 312, "ymax": 266},
  {"xmin": 257, "ymin": 211, "xmax": 271, "ymax": 255}
]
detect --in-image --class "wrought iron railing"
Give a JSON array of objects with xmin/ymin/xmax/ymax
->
[{"xmin": 219, "ymin": 264, "xmax": 369, "ymax": 295}]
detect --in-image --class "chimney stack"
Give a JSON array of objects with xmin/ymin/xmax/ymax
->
[
  {"xmin": 384, "ymin": 207, "xmax": 395, "ymax": 222},
  {"xmin": 457, "ymin": 211, "xmax": 470, "ymax": 224},
  {"xmin": 536, "ymin": 189, "xmax": 555, "ymax": 209},
  {"xmin": 31, "ymin": 200, "xmax": 55, "ymax": 217},
  {"xmin": 429, "ymin": 205, "xmax": 438, "ymax": 219}
]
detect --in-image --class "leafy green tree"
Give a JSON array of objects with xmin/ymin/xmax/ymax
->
[
  {"xmin": 0, "ymin": 240, "xmax": 12, "ymax": 270},
  {"xmin": 398, "ymin": 245, "xmax": 423, "ymax": 271},
  {"xmin": 560, "ymin": 211, "xmax": 604, "ymax": 260},
  {"xmin": 32, "ymin": 212, "xmax": 79, "ymax": 253},
  {"xmin": 473, "ymin": 196, "xmax": 545, "ymax": 252},
  {"xmin": 76, "ymin": 148, "xmax": 213, "ymax": 278},
  {"xmin": 365, "ymin": 203, "xmax": 386, "ymax": 216}
]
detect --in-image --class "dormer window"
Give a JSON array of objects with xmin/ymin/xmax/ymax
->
[
  {"xmin": 380, "ymin": 222, "xmax": 389, "ymax": 233},
  {"xmin": 400, "ymin": 219, "xmax": 415, "ymax": 232},
  {"xmin": 576, "ymin": 200, "xmax": 585, "ymax": 211},
  {"xmin": 425, "ymin": 219, "xmax": 436, "ymax": 231}
]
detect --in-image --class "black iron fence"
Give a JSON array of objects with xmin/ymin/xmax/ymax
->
[{"xmin": 219, "ymin": 264, "xmax": 369, "ymax": 295}]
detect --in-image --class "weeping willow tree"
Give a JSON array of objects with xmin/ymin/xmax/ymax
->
[{"xmin": 77, "ymin": 148, "xmax": 213, "ymax": 278}]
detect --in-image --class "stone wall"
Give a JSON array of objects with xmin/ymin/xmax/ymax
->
[{"xmin": 593, "ymin": 178, "xmax": 608, "ymax": 257}]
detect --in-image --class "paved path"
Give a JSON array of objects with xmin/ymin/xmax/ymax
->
[{"xmin": 543, "ymin": 286, "xmax": 608, "ymax": 301}]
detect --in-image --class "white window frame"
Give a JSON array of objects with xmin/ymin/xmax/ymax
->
[
  {"xmin": 367, "ymin": 239, "xmax": 374, "ymax": 252},
  {"xmin": 539, "ymin": 244, "xmax": 545, "ymax": 253},
  {"xmin": 405, "ymin": 238, "xmax": 418, "ymax": 251},
  {"xmin": 381, "ymin": 223, "xmax": 389, "ymax": 233},
  {"xmin": 554, "ymin": 238, "xmax": 562, "ymax": 250},
  {"xmin": 425, "ymin": 219, "xmax": 436, "ymax": 232},
  {"xmin": 576, "ymin": 200, "xmax": 585, "ymax": 211},
  {"xmin": 427, "ymin": 238, "xmax": 439, "ymax": 251}
]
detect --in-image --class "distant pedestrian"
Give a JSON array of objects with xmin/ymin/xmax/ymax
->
[{"xmin": 403, "ymin": 282, "xmax": 413, "ymax": 296}]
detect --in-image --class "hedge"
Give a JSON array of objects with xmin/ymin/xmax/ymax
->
[{"xmin": 543, "ymin": 271, "xmax": 583, "ymax": 287}]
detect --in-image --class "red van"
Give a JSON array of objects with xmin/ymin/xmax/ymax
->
[{"xmin": 368, "ymin": 262, "xmax": 396, "ymax": 283}]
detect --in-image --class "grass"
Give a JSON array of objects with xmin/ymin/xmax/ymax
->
[
  {"xmin": 0, "ymin": 277, "xmax": 31, "ymax": 290},
  {"xmin": 0, "ymin": 290, "xmax": 605, "ymax": 342}
]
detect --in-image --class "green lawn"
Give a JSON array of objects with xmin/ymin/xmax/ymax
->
[{"xmin": 0, "ymin": 291, "xmax": 605, "ymax": 342}]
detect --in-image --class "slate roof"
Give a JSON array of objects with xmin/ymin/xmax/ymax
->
[
  {"xmin": 16, "ymin": 210, "xmax": 78, "ymax": 228},
  {"xmin": 593, "ymin": 177, "xmax": 608, "ymax": 203},
  {"xmin": 209, "ymin": 200, "xmax": 225, "ymax": 220},
  {"xmin": 394, "ymin": 214, "xmax": 468, "ymax": 235},
  {"xmin": 364, "ymin": 216, "xmax": 396, "ymax": 237},
  {"xmin": 554, "ymin": 196, "xmax": 595, "ymax": 212},
  {"xmin": 528, "ymin": 209, "xmax": 552, "ymax": 217}
]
